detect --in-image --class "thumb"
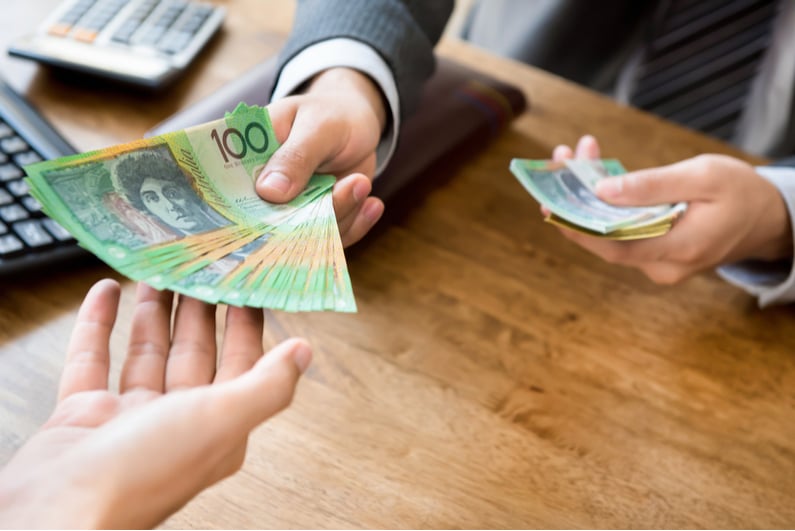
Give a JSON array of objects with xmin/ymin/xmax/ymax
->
[
  {"xmin": 218, "ymin": 338, "xmax": 312, "ymax": 432},
  {"xmin": 256, "ymin": 114, "xmax": 341, "ymax": 203},
  {"xmin": 594, "ymin": 159, "xmax": 714, "ymax": 206}
]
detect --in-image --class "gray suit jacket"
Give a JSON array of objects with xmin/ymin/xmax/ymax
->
[
  {"xmin": 275, "ymin": 0, "xmax": 454, "ymax": 119},
  {"xmin": 275, "ymin": 1, "xmax": 655, "ymax": 117}
]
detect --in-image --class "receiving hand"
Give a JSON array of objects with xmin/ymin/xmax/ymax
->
[
  {"xmin": 262, "ymin": 67, "xmax": 387, "ymax": 247},
  {"xmin": 550, "ymin": 136, "xmax": 793, "ymax": 284},
  {"xmin": 0, "ymin": 280, "xmax": 311, "ymax": 529}
]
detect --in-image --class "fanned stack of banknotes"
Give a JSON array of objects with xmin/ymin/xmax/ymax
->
[
  {"xmin": 510, "ymin": 158, "xmax": 687, "ymax": 240},
  {"xmin": 24, "ymin": 103, "xmax": 355, "ymax": 312}
]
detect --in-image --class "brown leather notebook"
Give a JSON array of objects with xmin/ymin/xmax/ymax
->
[{"xmin": 147, "ymin": 56, "xmax": 527, "ymax": 206}]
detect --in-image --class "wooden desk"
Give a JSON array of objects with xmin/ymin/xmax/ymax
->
[{"xmin": 2, "ymin": 2, "xmax": 794, "ymax": 528}]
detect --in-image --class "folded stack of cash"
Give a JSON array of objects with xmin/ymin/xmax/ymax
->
[
  {"xmin": 510, "ymin": 158, "xmax": 686, "ymax": 240},
  {"xmin": 24, "ymin": 103, "xmax": 355, "ymax": 312}
]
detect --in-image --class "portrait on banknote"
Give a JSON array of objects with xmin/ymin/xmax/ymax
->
[{"xmin": 113, "ymin": 144, "xmax": 229, "ymax": 236}]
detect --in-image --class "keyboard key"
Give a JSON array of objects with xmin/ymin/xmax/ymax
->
[
  {"xmin": 14, "ymin": 151, "xmax": 42, "ymax": 167},
  {"xmin": 13, "ymin": 220, "xmax": 54, "ymax": 247},
  {"xmin": 0, "ymin": 164, "xmax": 23, "ymax": 182},
  {"xmin": 0, "ymin": 136, "xmax": 29, "ymax": 154},
  {"xmin": 0, "ymin": 122, "xmax": 12, "ymax": 138},
  {"xmin": 6, "ymin": 179, "xmax": 29, "ymax": 197},
  {"xmin": 0, "ymin": 188, "xmax": 12, "ymax": 205},
  {"xmin": 0, "ymin": 204, "xmax": 29, "ymax": 223},
  {"xmin": 42, "ymin": 218, "xmax": 74, "ymax": 241},
  {"xmin": 0, "ymin": 220, "xmax": 6, "ymax": 234},
  {"xmin": 21, "ymin": 196, "xmax": 42, "ymax": 213},
  {"xmin": 0, "ymin": 234, "xmax": 23, "ymax": 255}
]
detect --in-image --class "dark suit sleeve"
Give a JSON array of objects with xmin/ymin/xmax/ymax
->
[{"xmin": 274, "ymin": 0, "xmax": 454, "ymax": 118}]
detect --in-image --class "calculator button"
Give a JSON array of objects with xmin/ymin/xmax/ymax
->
[
  {"xmin": 0, "ymin": 122, "xmax": 12, "ymax": 138},
  {"xmin": 72, "ymin": 28, "xmax": 99, "ymax": 43},
  {"xmin": 0, "ymin": 189, "xmax": 11, "ymax": 205},
  {"xmin": 158, "ymin": 31, "xmax": 192, "ymax": 54},
  {"xmin": 48, "ymin": 23, "xmax": 73, "ymax": 37},
  {"xmin": 113, "ymin": 20, "xmax": 141, "ymax": 43},
  {"xmin": 0, "ymin": 220, "xmax": 6, "ymax": 234}
]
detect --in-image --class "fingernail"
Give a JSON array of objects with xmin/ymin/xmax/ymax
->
[
  {"xmin": 353, "ymin": 180, "xmax": 370, "ymax": 202},
  {"xmin": 363, "ymin": 201, "xmax": 383, "ymax": 223},
  {"xmin": 292, "ymin": 342, "xmax": 312, "ymax": 373},
  {"xmin": 259, "ymin": 172, "xmax": 291, "ymax": 194},
  {"xmin": 596, "ymin": 176, "xmax": 623, "ymax": 197}
]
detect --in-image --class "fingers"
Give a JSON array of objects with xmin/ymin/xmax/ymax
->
[
  {"xmin": 58, "ymin": 279, "xmax": 121, "ymax": 402},
  {"xmin": 557, "ymin": 225, "xmax": 667, "ymax": 266},
  {"xmin": 595, "ymin": 157, "xmax": 717, "ymax": 206},
  {"xmin": 120, "ymin": 283, "xmax": 173, "ymax": 394},
  {"xmin": 256, "ymin": 107, "xmax": 344, "ymax": 203},
  {"xmin": 214, "ymin": 306, "xmax": 265, "ymax": 383},
  {"xmin": 574, "ymin": 134, "xmax": 600, "ymax": 159},
  {"xmin": 552, "ymin": 145, "xmax": 573, "ymax": 161},
  {"xmin": 219, "ymin": 338, "xmax": 312, "ymax": 431},
  {"xmin": 553, "ymin": 135, "xmax": 600, "ymax": 161},
  {"xmin": 332, "ymin": 174, "xmax": 384, "ymax": 246},
  {"xmin": 341, "ymin": 197, "xmax": 384, "ymax": 247},
  {"xmin": 165, "ymin": 296, "xmax": 218, "ymax": 391}
]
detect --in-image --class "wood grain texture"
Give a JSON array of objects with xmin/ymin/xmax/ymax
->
[{"xmin": 1, "ymin": 1, "xmax": 793, "ymax": 528}]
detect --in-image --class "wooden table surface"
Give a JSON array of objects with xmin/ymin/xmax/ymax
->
[{"xmin": 1, "ymin": 1, "xmax": 794, "ymax": 528}]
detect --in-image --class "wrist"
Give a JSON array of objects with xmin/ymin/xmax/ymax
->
[
  {"xmin": 304, "ymin": 67, "xmax": 388, "ymax": 133},
  {"xmin": 752, "ymin": 179, "xmax": 793, "ymax": 260},
  {"xmin": 0, "ymin": 460, "xmax": 112, "ymax": 529}
]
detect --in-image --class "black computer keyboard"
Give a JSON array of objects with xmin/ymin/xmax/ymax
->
[{"xmin": 0, "ymin": 77, "xmax": 88, "ymax": 277}]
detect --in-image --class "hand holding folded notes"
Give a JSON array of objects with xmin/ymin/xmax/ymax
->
[
  {"xmin": 24, "ymin": 103, "xmax": 356, "ymax": 312},
  {"xmin": 510, "ymin": 135, "xmax": 793, "ymax": 285},
  {"xmin": 510, "ymin": 157, "xmax": 687, "ymax": 240}
]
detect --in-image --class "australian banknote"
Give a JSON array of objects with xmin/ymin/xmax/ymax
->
[
  {"xmin": 510, "ymin": 158, "xmax": 686, "ymax": 240},
  {"xmin": 24, "ymin": 103, "xmax": 355, "ymax": 312}
]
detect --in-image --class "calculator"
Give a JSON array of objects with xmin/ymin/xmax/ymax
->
[{"xmin": 8, "ymin": 0, "xmax": 226, "ymax": 90}]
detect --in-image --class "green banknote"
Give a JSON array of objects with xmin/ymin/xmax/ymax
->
[
  {"xmin": 24, "ymin": 103, "xmax": 356, "ymax": 312},
  {"xmin": 509, "ymin": 158, "xmax": 686, "ymax": 239}
]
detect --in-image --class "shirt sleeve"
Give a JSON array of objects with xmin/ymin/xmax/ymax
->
[
  {"xmin": 271, "ymin": 38, "xmax": 400, "ymax": 176},
  {"xmin": 717, "ymin": 166, "xmax": 795, "ymax": 306}
]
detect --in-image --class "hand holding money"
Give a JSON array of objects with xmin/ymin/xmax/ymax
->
[
  {"xmin": 261, "ymin": 67, "xmax": 387, "ymax": 247},
  {"xmin": 510, "ymin": 157, "xmax": 687, "ymax": 240},
  {"xmin": 511, "ymin": 135, "xmax": 793, "ymax": 285},
  {"xmin": 25, "ymin": 103, "xmax": 356, "ymax": 311}
]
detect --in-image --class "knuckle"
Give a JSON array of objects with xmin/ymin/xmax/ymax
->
[
  {"xmin": 267, "ymin": 363, "xmax": 299, "ymax": 410},
  {"xmin": 273, "ymin": 146, "xmax": 312, "ymax": 171},
  {"xmin": 645, "ymin": 265, "xmax": 686, "ymax": 285},
  {"xmin": 600, "ymin": 245, "xmax": 629, "ymax": 265}
]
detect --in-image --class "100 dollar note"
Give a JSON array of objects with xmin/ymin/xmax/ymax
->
[{"xmin": 24, "ymin": 103, "xmax": 355, "ymax": 312}]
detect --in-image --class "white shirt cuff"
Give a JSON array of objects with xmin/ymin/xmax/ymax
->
[
  {"xmin": 717, "ymin": 165, "xmax": 795, "ymax": 307},
  {"xmin": 272, "ymin": 38, "xmax": 401, "ymax": 176}
]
